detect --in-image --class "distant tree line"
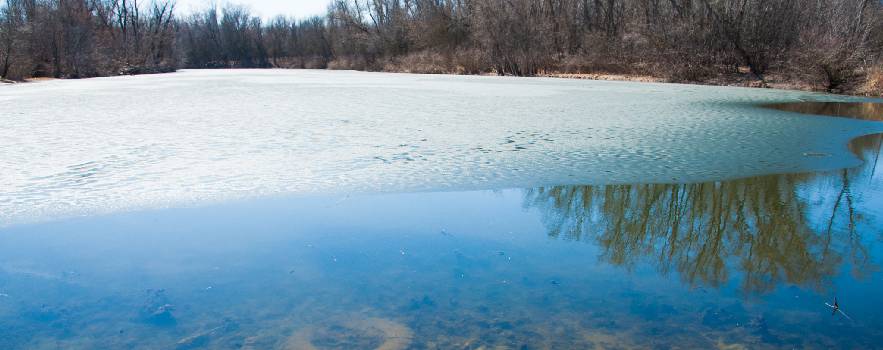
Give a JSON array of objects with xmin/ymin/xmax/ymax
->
[{"xmin": 2, "ymin": 0, "xmax": 882, "ymax": 93}]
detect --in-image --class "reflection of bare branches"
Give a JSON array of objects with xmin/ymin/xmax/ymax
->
[
  {"xmin": 765, "ymin": 102, "xmax": 883, "ymax": 121},
  {"xmin": 524, "ymin": 133, "xmax": 882, "ymax": 295},
  {"xmin": 826, "ymin": 172, "xmax": 847, "ymax": 237},
  {"xmin": 870, "ymin": 134, "xmax": 881, "ymax": 181},
  {"xmin": 842, "ymin": 170, "xmax": 856, "ymax": 236}
]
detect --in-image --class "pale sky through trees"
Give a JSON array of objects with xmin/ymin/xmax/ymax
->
[{"xmin": 174, "ymin": 0, "xmax": 331, "ymax": 19}]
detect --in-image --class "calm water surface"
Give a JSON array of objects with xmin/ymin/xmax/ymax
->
[
  {"xmin": 2, "ymin": 74, "xmax": 883, "ymax": 349},
  {"xmin": 766, "ymin": 101, "xmax": 883, "ymax": 121}
]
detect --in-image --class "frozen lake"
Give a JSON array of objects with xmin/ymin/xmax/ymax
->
[{"xmin": 1, "ymin": 69, "xmax": 882, "ymax": 225}]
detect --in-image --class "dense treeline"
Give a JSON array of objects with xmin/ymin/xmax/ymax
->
[
  {"xmin": 2, "ymin": 0, "xmax": 883, "ymax": 94},
  {"xmin": 0, "ymin": 0, "xmax": 177, "ymax": 79}
]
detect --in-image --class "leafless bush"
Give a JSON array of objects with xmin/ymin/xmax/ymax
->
[
  {"xmin": 327, "ymin": 55, "xmax": 370, "ymax": 70},
  {"xmin": 382, "ymin": 51, "xmax": 451, "ymax": 74},
  {"xmin": 862, "ymin": 66, "xmax": 883, "ymax": 96},
  {"xmin": 556, "ymin": 54, "xmax": 636, "ymax": 75},
  {"xmin": 450, "ymin": 48, "xmax": 487, "ymax": 75}
]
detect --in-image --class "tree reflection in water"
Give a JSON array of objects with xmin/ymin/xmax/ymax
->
[
  {"xmin": 764, "ymin": 102, "xmax": 883, "ymax": 121},
  {"xmin": 524, "ymin": 133, "xmax": 882, "ymax": 294}
]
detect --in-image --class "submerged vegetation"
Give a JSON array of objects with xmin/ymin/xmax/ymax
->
[{"xmin": 1, "ymin": 0, "xmax": 882, "ymax": 94}]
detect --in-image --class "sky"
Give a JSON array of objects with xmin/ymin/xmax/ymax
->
[{"xmin": 175, "ymin": 0, "xmax": 332, "ymax": 20}]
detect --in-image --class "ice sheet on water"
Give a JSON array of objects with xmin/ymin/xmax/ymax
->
[{"xmin": 1, "ymin": 69, "xmax": 881, "ymax": 225}]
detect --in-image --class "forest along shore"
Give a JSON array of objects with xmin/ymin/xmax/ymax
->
[
  {"xmin": 1, "ymin": 0, "xmax": 882, "ymax": 96},
  {"xmin": 2, "ymin": 67, "xmax": 877, "ymax": 98}
]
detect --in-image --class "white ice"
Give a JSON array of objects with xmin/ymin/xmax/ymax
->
[{"xmin": 2, "ymin": 69, "xmax": 881, "ymax": 225}]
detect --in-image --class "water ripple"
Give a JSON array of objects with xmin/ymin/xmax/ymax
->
[{"xmin": 1, "ymin": 70, "xmax": 881, "ymax": 225}]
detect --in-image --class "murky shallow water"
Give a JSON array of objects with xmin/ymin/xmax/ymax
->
[{"xmin": 2, "ymin": 72, "xmax": 883, "ymax": 349}]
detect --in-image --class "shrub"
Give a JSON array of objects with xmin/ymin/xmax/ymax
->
[
  {"xmin": 382, "ymin": 51, "xmax": 452, "ymax": 74},
  {"xmin": 327, "ymin": 56, "xmax": 369, "ymax": 70},
  {"xmin": 862, "ymin": 66, "xmax": 883, "ymax": 97},
  {"xmin": 451, "ymin": 49, "xmax": 487, "ymax": 75}
]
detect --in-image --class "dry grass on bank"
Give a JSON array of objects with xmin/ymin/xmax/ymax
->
[
  {"xmin": 539, "ymin": 72, "xmax": 664, "ymax": 83},
  {"xmin": 861, "ymin": 67, "xmax": 883, "ymax": 97}
]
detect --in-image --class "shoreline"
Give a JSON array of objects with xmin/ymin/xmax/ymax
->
[{"xmin": 5, "ymin": 67, "xmax": 883, "ymax": 98}]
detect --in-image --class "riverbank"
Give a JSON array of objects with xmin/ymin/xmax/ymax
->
[
  {"xmin": 377, "ymin": 63, "xmax": 878, "ymax": 96},
  {"xmin": 386, "ymin": 64, "xmax": 883, "ymax": 96},
  {"xmin": 5, "ymin": 65, "xmax": 882, "ymax": 97},
  {"xmin": 2, "ymin": 77, "xmax": 58, "ymax": 84}
]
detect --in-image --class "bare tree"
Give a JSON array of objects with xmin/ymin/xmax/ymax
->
[
  {"xmin": 0, "ymin": 0, "xmax": 23, "ymax": 78},
  {"xmin": 2, "ymin": 0, "xmax": 881, "ymax": 94}
]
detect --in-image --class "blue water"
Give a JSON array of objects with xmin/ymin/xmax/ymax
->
[{"xmin": 1, "ymin": 134, "xmax": 881, "ymax": 349}]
